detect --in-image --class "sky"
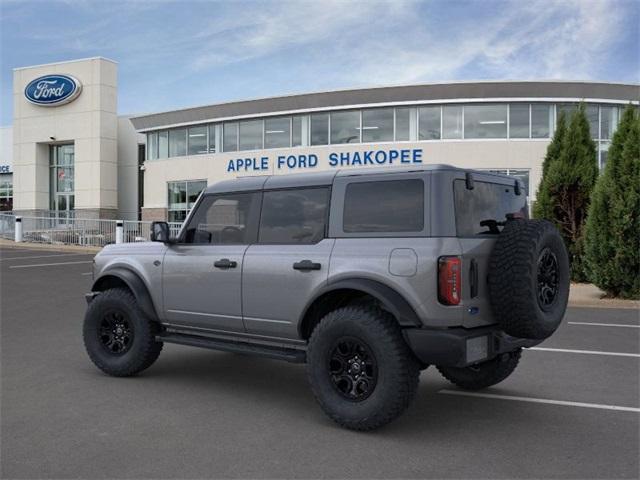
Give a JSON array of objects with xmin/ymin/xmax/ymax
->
[{"xmin": 0, "ymin": 0, "xmax": 638, "ymax": 126}]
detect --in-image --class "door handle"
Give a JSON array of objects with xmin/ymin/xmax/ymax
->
[
  {"xmin": 214, "ymin": 258, "xmax": 237, "ymax": 269},
  {"xmin": 293, "ymin": 260, "xmax": 321, "ymax": 271}
]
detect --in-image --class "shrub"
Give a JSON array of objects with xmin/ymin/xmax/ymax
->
[{"xmin": 584, "ymin": 106, "xmax": 640, "ymax": 298}]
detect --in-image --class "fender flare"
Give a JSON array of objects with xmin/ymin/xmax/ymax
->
[
  {"xmin": 91, "ymin": 267, "xmax": 159, "ymax": 320},
  {"xmin": 300, "ymin": 278, "xmax": 422, "ymax": 329}
]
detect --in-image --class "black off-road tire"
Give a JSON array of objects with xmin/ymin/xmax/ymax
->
[
  {"xmin": 437, "ymin": 349, "xmax": 522, "ymax": 390},
  {"xmin": 306, "ymin": 306, "xmax": 420, "ymax": 431},
  {"xmin": 83, "ymin": 288, "xmax": 163, "ymax": 377},
  {"xmin": 488, "ymin": 219, "xmax": 570, "ymax": 340}
]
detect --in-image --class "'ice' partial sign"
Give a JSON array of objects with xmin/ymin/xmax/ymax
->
[{"xmin": 24, "ymin": 75, "xmax": 82, "ymax": 106}]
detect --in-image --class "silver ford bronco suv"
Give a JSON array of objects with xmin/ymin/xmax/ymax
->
[{"xmin": 84, "ymin": 165, "xmax": 569, "ymax": 430}]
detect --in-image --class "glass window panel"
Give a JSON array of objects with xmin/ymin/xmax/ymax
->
[
  {"xmin": 464, "ymin": 104, "xmax": 507, "ymax": 139},
  {"xmin": 419, "ymin": 106, "xmax": 441, "ymax": 140},
  {"xmin": 169, "ymin": 128, "xmax": 187, "ymax": 157},
  {"xmin": 208, "ymin": 125, "xmax": 217, "ymax": 153},
  {"xmin": 454, "ymin": 180, "xmax": 527, "ymax": 236},
  {"xmin": 509, "ymin": 104, "xmax": 529, "ymax": 138},
  {"xmin": 362, "ymin": 108, "xmax": 393, "ymax": 143},
  {"xmin": 168, "ymin": 181, "xmax": 187, "ymax": 210},
  {"xmin": 442, "ymin": 106, "xmax": 463, "ymax": 139},
  {"xmin": 259, "ymin": 188, "xmax": 329, "ymax": 244},
  {"xmin": 184, "ymin": 193, "xmax": 260, "ymax": 244},
  {"xmin": 187, "ymin": 180, "xmax": 207, "ymax": 208},
  {"xmin": 265, "ymin": 117, "xmax": 291, "ymax": 149},
  {"xmin": 599, "ymin": 142, "xmax": 610, "ymax": 170},
  {"xmin": 168, "ymin": 210, "xmax": 187, "ymax": 223},
  {"xmin": 600, "ymin": 106, "xmax": 619, "ymax": 140},
  {"xmin": 239, "ymin": 120, "xmax": 263, "ymax": 151},
  {"xmin": 343, "ymin": 180, "xmax": 424, "ymax": 233},
  {"xmin": 586, "ymin": 105, "xmax": 599, "ymax": 139},
  {"xmin": 531, "ymin": 104, "xmax": 552, "ymax": 138},
  {"xmin": 330, "ymin": 111, "xmax": 360, "ymax": 144},
  {"xmin": 158, "ymin": 131, "xmax": 168, "ymax": 159},
  {"xmin": 147, "ymin": 132, "xmax": 158, "ymax": 160},
  {"xmin": 310, "ymin": 113, "xmax": 329, "ymax": 145},
  {"xmin": 292, "ymin": 116, "xmax": 303, "ymax": 146},
  {"xmin": 557, "ymin": 103, "xmax": 577, "ymax": 121},
  {"xmin": 187, "ymin": 126, "xmax": 208, "ymax": 155},
  {"xmin": 223, "ymin": 122, "xmax": 238, "ymax": 152},
  {"xmin": 395, "ymin": 107, "xmax": 411, "ymax": 141}
]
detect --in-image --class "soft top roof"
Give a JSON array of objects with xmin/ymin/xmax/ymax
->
[{"xmin": 204, "ymin": 164, "xmax": 514, "ymax": 194}]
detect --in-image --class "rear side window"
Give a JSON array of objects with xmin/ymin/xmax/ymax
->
[
  {"xmin": 259, "ymin": 188, "xmax": 329, "ymax": 244},
  {"xmin": 454, "ymin": 180, "xmax": 527, "ymax": 236},
  {"xmin": 343, "ymin": 179, "xmax": 424, "ymax": 233}
]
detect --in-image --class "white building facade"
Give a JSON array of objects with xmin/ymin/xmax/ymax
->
[{"xmin": 4, "ymin": 57, "xmax": 638, "ymax": 221}]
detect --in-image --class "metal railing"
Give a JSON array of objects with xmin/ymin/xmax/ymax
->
[
  {"xmin": 0, "ymin": 213, "xmax": 15, "ymax": 240},
  {"xmin": 1, "ymin": 213, "xmax": 184, "ymax": 247}
]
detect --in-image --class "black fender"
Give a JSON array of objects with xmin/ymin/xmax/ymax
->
[
  {"xmin": 300, "ymin": 278, "xmax": 422, "ymax": 330},
  {"xmin": 91, "ymin": 267, "xmax": 159, "ymax": 320}
]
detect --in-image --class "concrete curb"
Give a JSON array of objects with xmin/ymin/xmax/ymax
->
[{"xmin": 0, "ymin": 238, "xmax": 101, "ymax": 254}]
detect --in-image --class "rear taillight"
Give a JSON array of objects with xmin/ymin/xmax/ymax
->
[{"xmin": 438, "ymin": 256, "xmax": 461, "ymax": 305}]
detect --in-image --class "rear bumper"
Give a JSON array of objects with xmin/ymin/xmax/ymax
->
[{"xmin": 403, "ymin": 325, "xmax": 542, "ymax": 368}]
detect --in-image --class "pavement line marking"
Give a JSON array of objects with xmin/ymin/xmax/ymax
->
[
  {"xmin": 81, "ymin": 272, "xmax": 93, "ymax": 276},
  {"xmin": 568, "ymin": 321, "xmax": 640, "ymax": 329},
  {"xmin": 9, "ymin": 261, "xmax": 93, "ymax": 269},
  {"xmin": 1, "ymin": 253, "xmax": 92, "ymax": 261},
  {"xmin": 438, "ymin": 390, "xmax": 640, "ymax": 413},
  {"xmin": 530, "ymin": 347, "xmax": 640, "ymax": 358}
]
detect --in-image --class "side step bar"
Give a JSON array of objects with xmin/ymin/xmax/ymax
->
[{"xmin": 156, "ymin": 332, "xmax": 306, "ymax": 363}]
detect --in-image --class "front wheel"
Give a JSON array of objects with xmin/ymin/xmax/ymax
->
[
  {"xmin": 83, "ymin": 288, "xmax": 163, "ymax": 377},
  {"xmin": 306, "ymin": 306, "xmax": 420, "ymax": 431},
  {"xmin": 437, "ymin": 349, "xmax": 521, "ymax": 390}
]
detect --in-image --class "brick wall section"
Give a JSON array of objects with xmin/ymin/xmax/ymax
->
[{"xmin": 142, "ymin": 208, "xmax": 167, "ymax": 222}]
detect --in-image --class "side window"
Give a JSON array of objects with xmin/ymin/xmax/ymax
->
[
  {"xmin": 343, "ymin": 179, "xmax": 424, "ymax": 233},
  {"xmin": 259, "ymin": 188, "xmax": 329, "ymax": 244},
  {"xmin": 453, "ymin": 180, "xmax": 527, "ymax": 236},
  {"xmin": 182, "ymin": 193, "xmax": 259, "ymax": 244}
]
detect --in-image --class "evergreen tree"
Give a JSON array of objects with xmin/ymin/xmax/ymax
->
[
  {"xmin": 533, "ymin": 111, "xmax": 567, "ymax": 220},
  {"xmin": 541, "ymin": 104, "xmax": 598, "ymax": 281},
  {"xmin": 584, "ymin": 106, "xmax": 640, "ymax": 298}
]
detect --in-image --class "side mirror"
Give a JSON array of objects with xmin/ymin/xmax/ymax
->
[{"xmin": 150, "ymin": 221, "xmax": 170, "ymax": 243}]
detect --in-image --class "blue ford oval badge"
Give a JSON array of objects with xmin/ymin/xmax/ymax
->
[{"xmin": 24, "ymin": 74, "xmax": 82, "ymax": 106}]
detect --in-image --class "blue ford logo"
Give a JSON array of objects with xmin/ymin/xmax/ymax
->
[{"xmin": 24, "ymin": 74, "xmax": 82, "ymax": 106}]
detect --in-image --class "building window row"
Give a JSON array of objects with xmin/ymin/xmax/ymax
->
[{"xmin": 146, "ymin": 103, "xmax": 625, "ymax": 161}]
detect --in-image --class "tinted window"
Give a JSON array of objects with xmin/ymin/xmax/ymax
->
[
  {"xmin": 343, "ymin": 180, "xmax": 424, "ymax": 233},
  {"xmin": 419, "ymin": 106, "xmax": 440, "ymax": 140},
  {"xmin": 169, "ymin": 128, "xmax": 187, "ymax": 157},
  {"xmin": 331, "ymin": 111, "xmax": 360, "ymax": 144},
  {"xmin": 265, "ymin": 117, "xmax": 291, "ymax": 149},
  {"xmin": 183, "ymin": 193, "xmax": 259, "ymax": 244},
  {"xmin": 188, "ymin": 126, "xmax": 207, "ymax": 155},
  {"xmin": 454, "ymin": 180, "xmax": 527, "ymax": 236},
  {"xmin": 395, "ymin": 107, "xmax": 411, "ymax": 141},
  {"xmin": 259, "ymin": 188, "xmax": 329, "ymax": 244},
  {"xmin": 310, "ymin": 113, "xmax": 329, "ymax": 145},
  {"xmin": 239, "ymin": 120, "xmax": 263, "ymax": 150},
  {"xmin": 509, "ymin": 104, "xmax": 529, "ymax": 138},
  {"xmin": 362, "ymin": 108, "xmax": 393, "ymax": 142},
  {"xmin": 464, "ymin": 104, "xmax": 507, "ymax": 139}
]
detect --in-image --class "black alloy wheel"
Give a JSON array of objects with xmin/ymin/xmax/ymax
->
[
  {"xmin": 99, "ymin": 310, "xmax": 134, "ymax": 355},
  {"xmin": 328, "ymin": 337, "xmax": 378, "ymax": 401},
  {"xmin": 537, "ymin": 247, "xmax": 559, "ymax": 310}
]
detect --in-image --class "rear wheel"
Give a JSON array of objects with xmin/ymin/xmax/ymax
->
[
  {"xmin": 306, "ymin": 306, "xmax": 420, "ymax": 431},
  {"xmin": 83, "ymin": 288, "xmax": 163, "ymax": 377},
  {"xmin": 437, "ymin": 349, "xmax": 521, "ymax": 390}
]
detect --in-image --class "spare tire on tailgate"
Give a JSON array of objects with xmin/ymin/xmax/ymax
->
[{"xmin": 488, "ymin": 219, "xmax": 569, "ymax": 340}]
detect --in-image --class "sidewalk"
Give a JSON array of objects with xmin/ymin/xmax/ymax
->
[
  {"xmin": 0, "ymin": 238, "xmax": 101, "ymax": 254},
  {"xmin": 569, "ymin": 283, "xmax": 639, "ymax": 310}
]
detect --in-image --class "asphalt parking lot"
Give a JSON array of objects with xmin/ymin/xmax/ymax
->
[{"xmin": 1, "ymin": 245, "xmax": 638, "ymax": 479}]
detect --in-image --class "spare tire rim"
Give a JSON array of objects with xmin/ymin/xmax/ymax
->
[
  {"xmin": 328, "ymin": 337, "xmax": 378, "ymax": 402},
  {"xmin": 537, "ymin": 248, "xmax": 559, "ymax": 310},
  {"xmin": 99, "ymin": 309, "xmax": 133, "ymax": 355}
]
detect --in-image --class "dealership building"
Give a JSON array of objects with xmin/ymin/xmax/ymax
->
[{"xmin": 4, "ymin": 57, "xmax": 638, "ymax": 221}]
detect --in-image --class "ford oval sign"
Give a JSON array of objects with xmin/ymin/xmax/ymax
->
[{"xmin": 24, "ymin": 74, "xmax": 82, "ymax": 106}]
